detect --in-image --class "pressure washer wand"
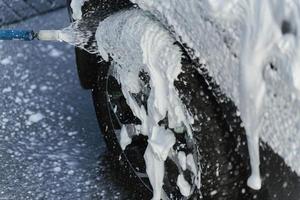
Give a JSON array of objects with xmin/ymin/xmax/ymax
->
[
  {"xmin": 0, "ymin": 30, "xmax": 36, "ymax": 41},
  {"xmin": 0, "ymin": 29, "xmax": 73, "ymax": 42}
]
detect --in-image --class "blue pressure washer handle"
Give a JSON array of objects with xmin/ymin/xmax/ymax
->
[{"xmin": 0, "ymin": 30, "xmax": 35, "ymax": 41}]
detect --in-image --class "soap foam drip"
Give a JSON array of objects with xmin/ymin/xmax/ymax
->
[
  {"xmin": 95, "ymin": 9, "xmax": 195, "ymax": 199},
  {"xmin": 70, "ymin": 0, "xmax": 89, "ymax": 20}
]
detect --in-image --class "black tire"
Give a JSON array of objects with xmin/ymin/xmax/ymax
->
[
  {"xmin": 174, "ymin": 54, "xmax": 246, "ymax": 199},
  {"xmin": 91, "ymin": 45, "xmax": 250, "ymax": 199}
]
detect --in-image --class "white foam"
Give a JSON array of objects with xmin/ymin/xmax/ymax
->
[
  {"xmin": 144, "ymin": 146, "xmax": 164, "ymax": 200},
  {"xmin": 178, "ymin": 151, "xmax": 187, "ymax": 171},
  {"xmin": 28, "ymin": 113, "xmax": 44, "ymax": 123},
  {"xmin": 148, "ymin": 126, "xmax": 176, "ymax": 161},
  {"xmin": 1, "ymin": 56, "xmax": 13, "ymax": 65},
  {"xmin": 119, "ymin": 125, "xmax": 132, "ymax": 150},
  {"xmin": 2, "ymin": 87, "xmax": 12, "ymax": 93},
  {"xmin": 70, "ymin": 0, "xmax": 88, "ymax": 20},
  {"xmin": 177, "ymin": 174, "xmax": 192, "ymax": 197},
  {"xmin": 186, "ymin": 153, "xmax": 197, "ymax": 177}
]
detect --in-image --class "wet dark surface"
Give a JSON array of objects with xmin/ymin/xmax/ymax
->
[
  {"xmin": 0, "ymin": 0, "xmax": 65, "ymax": 26},
  {"xmin": 0, "ymin": 8, "xmax": 134, "ymax": 200}
]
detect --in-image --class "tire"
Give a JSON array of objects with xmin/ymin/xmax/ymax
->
[{"xmin": 91, "ymin": 44, "xmax": 250, "ymax": 199}]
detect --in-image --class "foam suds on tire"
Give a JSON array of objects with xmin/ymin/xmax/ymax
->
[{"xmin": 95, "ymin": 9, "xmax": 196, "ymax": 199}]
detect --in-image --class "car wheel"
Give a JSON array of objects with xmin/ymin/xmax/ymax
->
[{"xmin": 91, "ymin": 45, "xmax": 250, "ymax": 199}]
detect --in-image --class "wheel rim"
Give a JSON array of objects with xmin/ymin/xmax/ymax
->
[{"xmin": 105, "ymin": 67, "xmax": 200, "ymax": 199}]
